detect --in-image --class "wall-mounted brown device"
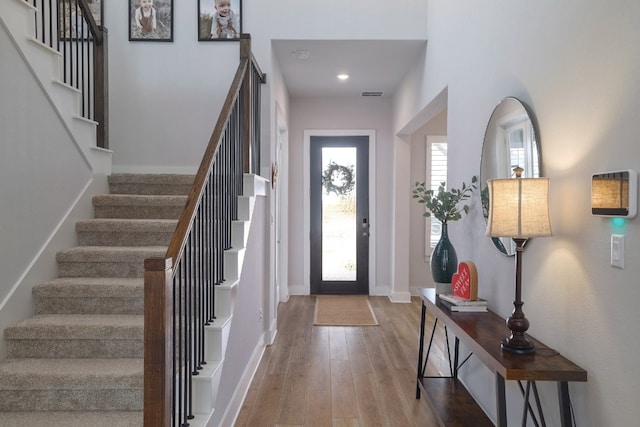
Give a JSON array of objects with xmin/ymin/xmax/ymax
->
[{"xmin": 591, "ymin": 170, "xmax": 637, "ymax": 218}]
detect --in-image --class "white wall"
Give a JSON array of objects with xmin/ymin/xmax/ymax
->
[
  {"xmin": 409, "ymin": 109, "xmax": 447, "ymax": 291},
  {"xmin": 105, "ymin": 0, "xmax": 429, "ymax": 174},
  {"xmin": 105, "ymin": 2, "xmax": 239, "ymax": 173},
  {"xmin": 397, "ymin": 1, "xmax": 640, "ymax": 425},
  {"xmin": 288, "ymin": 96, "xmax": 394, "ymax": 296},
  {"xmin": 213, "ymin": 195, "xmax": 268, "ymax": 427}
]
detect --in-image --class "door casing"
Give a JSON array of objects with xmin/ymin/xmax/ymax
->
[{"xmin": 302, "ymin": 129, "xmax": 377, "ymax": 295}]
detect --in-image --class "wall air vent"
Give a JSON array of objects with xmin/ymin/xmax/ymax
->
[{"xmin": 361, "ymin": 91, "xmax": 384, "ymax": 97}]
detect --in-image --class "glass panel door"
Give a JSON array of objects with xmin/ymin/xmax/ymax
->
[{"xmin": 310, "ymin": 136, "xmax": 369, "ymax": 294}]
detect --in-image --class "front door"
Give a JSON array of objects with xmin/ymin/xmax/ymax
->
[{"xmin": 310, "ymin": 135, "xmax": 369, "ymax": 294}]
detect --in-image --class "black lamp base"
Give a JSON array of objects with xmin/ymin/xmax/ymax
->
[{"xmin": 501, "ymin": 335, "xmax": 535, "ymax": 355}]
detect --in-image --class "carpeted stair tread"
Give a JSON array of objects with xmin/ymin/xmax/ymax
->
[
  {"xmin": 34, "ymin": 277, "xmax": 143, "ymax": 298},
  {"xmin": 92, "ymin": 194, "xmax": 187, "ymax": 219},
  {"xmin": 0, "ymin": 358, "xmax": 142, "ymax": 390},
  {"xmin": 56, "ymin": 246, "xmax": 166, "ymax": 278},
  {"xmin": 92, "ymin": 194, "xmax": 188, "ymax": 206},
  {"xmin": 76, "ymin": 218, "xmax": 178, "ymax": 231},
  {"xmin": 76, "ymin": 218, "xmax": 177, "ymax": 246},
  {"xmin": 0, "ymin": 410, "xmax": 142, "ymax": 427},
  {"xmin": 108, "ymin": 173, "xmax": 194, "ymax": 196},
  {"xmin": 5, "ymin": 314, "xmax": 143, "ymax": 340},
  {"xmin": 33, "ymin": 278, "xmax": 143, "ymax": 315},
  {"xmin": 57, "ymin": 246, "xmax": 166, "ymax": 262}
]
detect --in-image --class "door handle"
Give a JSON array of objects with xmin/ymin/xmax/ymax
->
[{"xmin": 362, "ymin": 218, "xmax": 370, "ymax": 236}]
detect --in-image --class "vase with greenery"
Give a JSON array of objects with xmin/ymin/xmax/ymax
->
[{"xmin": 412, "ymin": 176, "xmax": 477, "ymax": 289}]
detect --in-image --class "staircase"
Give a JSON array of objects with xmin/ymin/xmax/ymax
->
[{"xmin": 0, "ymin": 174, "xmax": 191, "ymax": 426}]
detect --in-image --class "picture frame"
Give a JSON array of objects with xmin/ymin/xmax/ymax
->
[
  {"xmin": 198, "ymin": 0, "xmax": 242, "ymax": 41},
  {"xmin": 58, "ymin": 0, "xmax": 103, "ymax": 41},
  {"xmin": 129, "ymin": 0, "xmax": 174, "ymax": 42}
]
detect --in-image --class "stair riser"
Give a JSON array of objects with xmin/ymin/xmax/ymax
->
[
  {"xmin": 214, "ymin": 285, "xmax": 236, "ymax": 320},
  {"xmin": 0, "ymin": 390, "xmax": 142, "ymax": 411},
  {"xmin": 7, "ymin": 339, "xmax": 142, "ymax": 359},
  {"xmin": 58, "ymin": 262, "xmax": 146, "ymax": 278},
  {"xmin": 93, "ymin": 206, "xmax": 184, "ymax": 219},
  {"xmin": 223, "ymin": 249, "xmax": 245, "ymax": 282},
  {"xmin": 109, "ymin": 183, "xmax": 193, "ymax": 196},
  {"xmin": 77, "ymin": 231, "xmax": 173, "ymax": 247},
  {"xmin": 35, "ymin": 297, "xmax": 143, "ymax": 315}
]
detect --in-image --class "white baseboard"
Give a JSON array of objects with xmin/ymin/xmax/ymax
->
[
  {"xmin": 389, "ymin": 291, "xmax": 412, "ymax": 303},
  {"xmin": 215, "ymin": 332, "xmax": 267, "ymax": 427},
  {"xmin": 288, "ymin": 284, "xmax": 307, "ymax": 295},
  {"xmin": 266, "ymin": 318, "xmax": 278, "ymax": 345},
  {"xmin": 287, "ymin": 285, "xmax": 389, "ymax": 297},
  {"xmin": 370, "ymin": 286, "xmax": 389, "ymax": 296}
]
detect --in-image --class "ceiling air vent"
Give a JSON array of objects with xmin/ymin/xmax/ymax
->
[{"xmin": 361, "ymin": 91, "xmax": 384, "ymax": 97}]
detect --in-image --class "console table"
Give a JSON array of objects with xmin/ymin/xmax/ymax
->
[{"xmin": 416, "ymin": 288, "xmax": 587, "ymax": 426}]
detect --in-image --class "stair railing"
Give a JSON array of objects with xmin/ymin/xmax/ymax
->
[
  {"xmin": 144, "ymin": 34, "xmax": 265, "ymax": 427},
  {"xmin": 27, "ymin": 0, "xmax": 109, "ymax": 148}
]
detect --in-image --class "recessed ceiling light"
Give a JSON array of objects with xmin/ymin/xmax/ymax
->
[{"xmin": 337, "ymin": 74, "xmax": 349, "ymax": 80}]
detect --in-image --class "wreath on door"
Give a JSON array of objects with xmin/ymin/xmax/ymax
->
[{"xmin": 322, "ymin": 161, "xmax": 355, "ymax": 196}]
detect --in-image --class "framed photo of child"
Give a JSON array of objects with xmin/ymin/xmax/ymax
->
[
  {"xmin": 198, "ymin": 0, "xmax": 242, "ymax": 41},
  {"xmin": 58, "ymin": 0, "xmax": 103, "ymax": 40},
  {"xmin": 129, "ymin": 0, "xmax": 174, "ymax": 42}
]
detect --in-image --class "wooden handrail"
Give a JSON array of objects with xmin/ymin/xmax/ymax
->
[
  {"xmin": 165, "ymin": 55, "xmax": 249, "ymax": 265},
  {"xmin": 165, "ymin": 34, "xmax": 265, "ymax": 264}
]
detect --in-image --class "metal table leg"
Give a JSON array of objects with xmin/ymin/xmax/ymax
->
[
  {"xmin": 496, "ymin": 373, "xmax": 507, "ymax": 427},
  {"xmin": 416, "ymin": 302, "xmax": 426, "ymax": 399}
]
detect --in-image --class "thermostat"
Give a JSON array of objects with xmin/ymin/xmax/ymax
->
[{"xmin": 591, "ymin": 170, "xmax": 637, "ymax": 218}]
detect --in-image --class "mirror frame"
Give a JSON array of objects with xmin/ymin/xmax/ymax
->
[{"xmin": 480, "ymin": 97, "xmax": 542, "ymax": 256}]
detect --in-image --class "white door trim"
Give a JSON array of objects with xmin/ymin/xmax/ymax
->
[{"xmin": 302, "ymin": 129, "xmax": 377, "ymax": 295}]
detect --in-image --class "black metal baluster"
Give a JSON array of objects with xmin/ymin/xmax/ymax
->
[
  {"xmin": 185, "ymin": 235, "xmax": 193, "ymax": 422},
  {"xmin": 176, "ymin": 260, "xmax": 184, "ymax": 426}
]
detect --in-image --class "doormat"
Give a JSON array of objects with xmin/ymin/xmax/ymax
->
[{"xmin": 313, "ymin": 295, "xmax": 379, "ymax": 326}]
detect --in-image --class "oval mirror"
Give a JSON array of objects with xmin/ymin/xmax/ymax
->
[{"xmin": 480, "ymin": 97, "xmax": 541, "ymax": 256}]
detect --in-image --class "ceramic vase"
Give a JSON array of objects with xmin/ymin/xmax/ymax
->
[{"xmin": 430, "ymin": 222, "xmax": 458, "ymax": 294}]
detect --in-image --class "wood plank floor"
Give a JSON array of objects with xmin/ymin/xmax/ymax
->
[{"xmin": 234, "ymin": 296, "xmax": 450, "ymax": 427}]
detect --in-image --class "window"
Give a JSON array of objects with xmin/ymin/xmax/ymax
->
[
  {"xmin": 503, "ymin": 119, "xmax": 537, "ymax": 178},
  {"xmin": 426, "ymin": 136, "xmax": 447, "ymax": 255}
]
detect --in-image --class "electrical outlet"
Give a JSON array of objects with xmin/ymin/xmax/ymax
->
[{"xmin": 258, "ymin": 308, "xmax": 263, "ymax": 320}]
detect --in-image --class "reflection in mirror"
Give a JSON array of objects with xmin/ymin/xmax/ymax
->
[{"xmin": 480, "ymin": 97, "xmax": 540, "ymax": 256}]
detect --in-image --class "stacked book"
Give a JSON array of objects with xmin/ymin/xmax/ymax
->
[{"xmin": 437, "ymin": 293, "xmax": 488, "ymax": 312}]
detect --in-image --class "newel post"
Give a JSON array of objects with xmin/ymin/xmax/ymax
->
[
  {"xmin": 94, "ymin": 27, "xmax": 109, "ymax": 149},
  {"xmin": 240, "ymin": 34, "xmax": 252, "ymax": 173},
  {"xmin": 144, "ymin": 257, "xmax": 174, "ymax": 427}
]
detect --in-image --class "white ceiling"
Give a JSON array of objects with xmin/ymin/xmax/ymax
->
[{"xmin": 271, "ymin": 40, "xmax": 427, "ymax": 98}]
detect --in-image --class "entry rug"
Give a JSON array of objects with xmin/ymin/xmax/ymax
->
[{"xmin": 313, "ymin": 295, "xmax": 379, "ymax": 326}]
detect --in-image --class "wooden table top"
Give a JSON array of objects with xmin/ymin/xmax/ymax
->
[{"xmin": 419, "ymin": 288, "xmax": 587, "ymax": 382}]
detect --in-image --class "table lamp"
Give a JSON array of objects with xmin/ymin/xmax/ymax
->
[{"xmin": 485, "ymin": 167, "xmax": 551, "ymax": 354}]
